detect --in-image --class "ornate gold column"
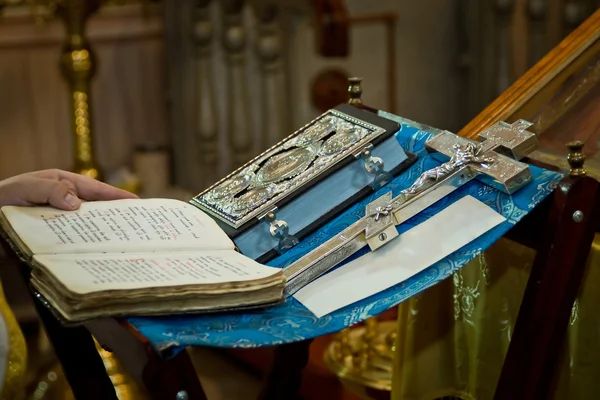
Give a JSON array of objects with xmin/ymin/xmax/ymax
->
[{"xmin": 57, "ymin": 0, "xmax": 103, "ymax": 180}]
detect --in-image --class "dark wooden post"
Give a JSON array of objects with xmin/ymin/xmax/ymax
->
[{"xmin": 494, "ymin": 141, "xmax": 600, "ymax": 400}]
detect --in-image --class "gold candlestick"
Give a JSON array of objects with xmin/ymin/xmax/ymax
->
[
  {"xmin": 324, "ymin": 319, "xmax": 397, "ymax": 393},
  {"xmin": 347, "ymin": 76, "xmax": 363, "ymax": 106},
  {"xmin": 567, "ymin": 140, "xmax": 586, "ymax": 177},
  {"xmin": 57, "ymin": 0, "xmax": 103, "ymax": 180}
]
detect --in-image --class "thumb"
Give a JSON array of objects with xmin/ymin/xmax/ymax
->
[{"xmin": 43, "ymin": 180, "xmax": 82, "ymax": 210}]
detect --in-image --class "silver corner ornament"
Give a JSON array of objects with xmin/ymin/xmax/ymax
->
[{"xmin": 284, "ymin": 120, "xmax": 539, "ymax": 295}]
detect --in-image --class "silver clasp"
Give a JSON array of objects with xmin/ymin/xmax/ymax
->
[
  {"xmin": 354, "ymin": 143, "xmax": 393, "ymax": 190},
  {"xmin": 259, "ymin": 208, "xmax": 299, "ymax": 254}
]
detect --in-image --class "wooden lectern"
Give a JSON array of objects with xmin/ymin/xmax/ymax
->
[{"xmin": 460, "ymin": 9, "xmax": 600, "ymax": 400}]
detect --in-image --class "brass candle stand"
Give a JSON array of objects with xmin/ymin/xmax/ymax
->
[
  {"xmin": 324, "ymin": 318, "xmax": 397, "ymax": 394},
  {"xmin": 57, "ymin": 0, "xmax": 103, "ymax": 180},
  {"xmin": 1, "ymin": 0, "xmax": 105, "ymax": 179},
  {"xmin": 27, "ymin": 337, "xmax": 147, "ymax": 399}
]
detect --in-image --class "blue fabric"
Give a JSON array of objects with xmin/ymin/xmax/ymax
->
[{"xmin": 125, "ymin": 118, "xmax": 562, "ymax": 356}]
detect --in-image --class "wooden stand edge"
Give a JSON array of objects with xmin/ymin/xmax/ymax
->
[{"xmin": 494, "ymin": 171, "xmax": 600, "ymax": 399}]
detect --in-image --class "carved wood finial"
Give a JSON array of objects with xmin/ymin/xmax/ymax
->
[
  {"xmin": 348, "ymin": 77, "xmax": 363, "ymax": 106},
  {"xmin": 567, "ymin": 141, "xmax": 586, "ymax": 177}
]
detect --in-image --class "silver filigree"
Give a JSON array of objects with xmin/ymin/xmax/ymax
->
[
  {"xmin": 286, "ymin": 116, "xmax": 338, "ymax": 147},
  {"xmin": 320, "ymin": 127, "xmax": 365, "ymax": 156},
  {"xmin": 207, "ymin": 171, "xmax": 255, "ymax": 201},
  {"xmin": 230, "ymin": 186, "xmax": 274, "ymax": 214},
  {"xmin": 192, "ymin": 108, "xmax": 384, "ymax": 228},
  {"xmin": 253, "ymin": 147, "xmax": 317, "ymax": 185}
]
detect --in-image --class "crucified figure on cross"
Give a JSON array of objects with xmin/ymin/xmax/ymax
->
[{"xmin": 404, "ymin": 142, "xmax": 495, "ymax": 195}]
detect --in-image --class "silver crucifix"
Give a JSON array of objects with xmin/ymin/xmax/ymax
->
[{"xmin": 283, "ymin": 120, "xmax": 539, "ymax": 295}]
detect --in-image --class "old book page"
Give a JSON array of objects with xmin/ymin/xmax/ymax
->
[
  {"xmin": 33, "ymin": 250, "xmax": 283, "ymax": 295},
  {"xmin": 1, "ymin": 198, "xmax": 233, "ymax": 255}
]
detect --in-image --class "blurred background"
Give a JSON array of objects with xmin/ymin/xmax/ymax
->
[{"xmin": 0, "ymin": 0, "xmax": 597, "ymax": 399}]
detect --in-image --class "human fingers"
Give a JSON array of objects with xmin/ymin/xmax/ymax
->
[
  {"xmin": 1, "ymin": 176, "xmax": 81, "ymax": 210},
  {"xmin": 35, "ymin": 169, "xmax": 138, "ymax": 201}
]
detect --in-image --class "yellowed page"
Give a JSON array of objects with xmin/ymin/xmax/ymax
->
[
  {"xmin": 33, "ymin": 250, "xmax": 282, "ymax": 295},
  {"xmin": 1, "ymin": 198, "xmax": 233, "ymax": 255}
]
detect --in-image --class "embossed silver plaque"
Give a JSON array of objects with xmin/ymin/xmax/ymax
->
[{"xmin": 191, "ymin": 108, "xmax": 387, "ymax": 229}]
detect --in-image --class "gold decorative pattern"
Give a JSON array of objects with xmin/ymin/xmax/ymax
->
[
  {"xmin": 569, "ymin": 299, "xmax": 579, "ymax": 326},
  {"xmin": 453, "ymin": 271, "xmax": 481, "ymax": 327},
  {"xmin": 25, "ymin": 339, "xmax": 147, "ymax": 399},
  {"xmin": 325, "ymin": 320, "xmax": 397, "ymax": 392},
  {"xmin": 0, "ymin": 282, "xmax": 26, "ymax": 400}
]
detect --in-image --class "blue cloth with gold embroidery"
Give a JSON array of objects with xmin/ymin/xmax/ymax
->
[{"xmin": 126, "ymin": 113, "xmax": 562, "ymax": 356}]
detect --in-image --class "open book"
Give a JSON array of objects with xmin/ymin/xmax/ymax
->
[{"xmin": 0, "ymin": 198, "xmax": 285, "ymax": 322}]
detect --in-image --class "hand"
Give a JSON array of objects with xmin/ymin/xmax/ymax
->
[{"xmin": 0, "ymin": 169, "xmax": 138, "ymax": 210}]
